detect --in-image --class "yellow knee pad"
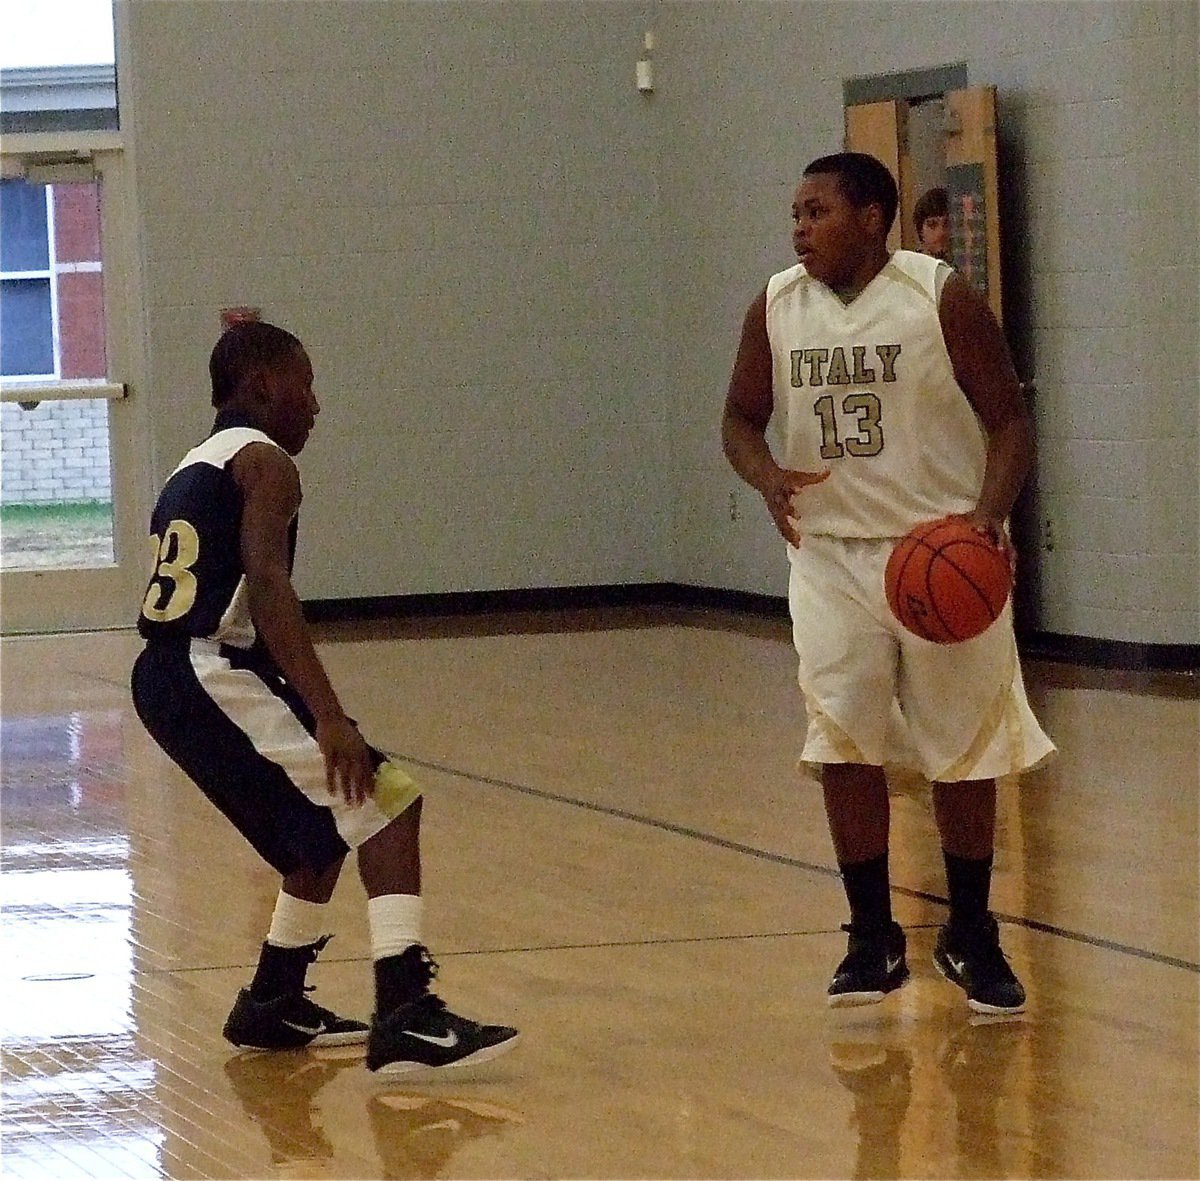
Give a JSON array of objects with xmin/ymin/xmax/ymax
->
[{"xmin": 374, "ymin": 760, "xmax": 423, "ymax": 820}]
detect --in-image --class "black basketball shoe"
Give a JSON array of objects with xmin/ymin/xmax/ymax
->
[
  {"xmin": 223, "ymin": 988, "xmax": 369, "ymax": 1050},
  {"xmin": 224, "ymin": 934, "xmax": 369, "ymax": 1050},
  {"xmin": 367, "ymin": 946, "xmax": 518, "ymax": 1075},
  {"xmin": 827, "ymin": 921, "xmax": 909, "ymax": 1007},
  {"xmin": 933, "ymin": 915, "xmax": 1026, "ymax": 1014},
  {"xmin": 368, "ymin": 995, "xmax": 520, "ymax": 1075}
]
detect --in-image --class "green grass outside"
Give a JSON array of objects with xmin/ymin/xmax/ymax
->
[
  {"xmin": 1, "ymin": 500, "xmax": 113, "ymax": 523},
  {"xmin": 0, "ymin": 500, "xmax": 115, "ymax": 569}
]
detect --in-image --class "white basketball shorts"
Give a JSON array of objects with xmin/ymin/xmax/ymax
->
[{"xmin": 787, "ymin": 535, "xmax": 1055, "ymax": 781}]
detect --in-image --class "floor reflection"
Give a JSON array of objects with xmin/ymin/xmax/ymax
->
[
  {"xmin": 827, "ymin": 1005, "xmax": 1036, "ymax": 1180},
  {"xmin": 1, "ymin": 710, "xmax": 162, "ymax": 1180},
  {"xmin": 368, "ymin": 1089, "xmax": 525, "ymax": 1180},
  {"xmin": 222, "ymin": 1046, "xmax": 362, "ymax": 1178},
  {"xmin": 938, "ymin": 1015, "xmax": 1031, "ymax": 1179},
  {"xmin": 220, "ymin": 1044, "xmax": 527, "ymax": 1180},
  {"xmin": 828, "ymin": 1040, "xmax": 911, "ymax": 1180}
]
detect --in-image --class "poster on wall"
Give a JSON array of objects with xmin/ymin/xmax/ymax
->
[{"xmin": 946, "ymin": 162, "xmax": 988, "ymax": 301}]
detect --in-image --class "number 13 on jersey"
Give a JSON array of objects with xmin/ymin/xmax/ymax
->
[{"xmin": 813, "ymin": 392, "xmax": 884, "ymax": 460}]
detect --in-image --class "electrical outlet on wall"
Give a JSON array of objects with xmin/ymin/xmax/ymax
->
[
  {"xmin": 728, "ymin": 490, "xmax": 740, "ymax": 522},
  {"xmin": 1042, "ymin": 516, "xmax": 1056, "ymax": 552}
]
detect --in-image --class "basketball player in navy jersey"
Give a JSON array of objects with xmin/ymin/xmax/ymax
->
[
  {"xmin": 132, "ymin": 321, "xmax": 518, "ymax": 1072},
  {"xmin": 722, "ymin": 153, "xmax": 1054, "ymax": 1014}
]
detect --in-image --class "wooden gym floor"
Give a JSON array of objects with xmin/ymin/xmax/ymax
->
[{"xmin": 1, "ymin": 607, "xmax": 1197, "ymax": 1180}]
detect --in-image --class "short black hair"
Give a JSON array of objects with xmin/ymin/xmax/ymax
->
[
  {"xmin": 914, "ymin": 185, "xmax": 949, "ymax": 231},
  {"xmin": 803, "ymin": 152, "xmax": 899, "ymax": 234},
  {"xmin": 209, "ymin": 321, "xmax": 303, "ymax": 407}
]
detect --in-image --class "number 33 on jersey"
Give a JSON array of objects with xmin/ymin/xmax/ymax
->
[
  {"xmin": 137, "ymin": 424, "xmax": 292, "ymax": 646},
  {"xmin": 142, "ymin": 520, "xmax": 201, "ymax": 622}
]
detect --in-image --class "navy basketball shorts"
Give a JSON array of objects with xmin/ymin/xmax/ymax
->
[{"xmin": 132, "ymin": 639, "xmax": 417, "ymax": 875}]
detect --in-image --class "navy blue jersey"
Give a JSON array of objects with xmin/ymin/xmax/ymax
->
[{"xmin": 138, "ymin": 411, "xmax": 297, "ymax": 647}]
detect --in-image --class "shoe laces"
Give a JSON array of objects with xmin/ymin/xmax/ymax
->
[
  {"xmin": 840, "ymin": 922, "xmax": 899, "ymax": 955},
  {"xmin": 300, "ymin": 933, "xmax": 335, "ymax": 967},
  {"xmin": 284, "ymin": 936, "xmax": 338, "ymax": 1020},
  {"xmin": 832, "ymin": 926, "xmax": 882, "ymax": 977},
  {"xmin": 292, "ymin": 989, "xmax": 339, "ymax": 1025},
  {"xmin": 950, "ymin": 917, "xmax": 1015, "ymax": 979},
  {"xmin": 402, "ymin": 944, "xmax": 440, "ymax": 997},
  {"xmin": 411, "ymin": 992, "xmax": 448, "ymax": 1018}
]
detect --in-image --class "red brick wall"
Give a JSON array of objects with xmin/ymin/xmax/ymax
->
[
  {"xmin": 52, "ymin": 184, "xmax": 102, "ymax": 261},
  {"xmin": 57, "ymin": 271, "xmax": 106, "ymax": 379},
  {"xmin": 52, "ymin": 183, "xmax": 106, "ymax": 380}
]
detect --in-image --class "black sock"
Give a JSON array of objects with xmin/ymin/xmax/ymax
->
[
  {"xmin": 249, "ymin": 941, "xmax": 313, "ymax": 1001},
  {"xmin": 943, "ymin": 851, "xmax": 993, "ymax": 929},
  {"xmin": 839, "ymin": 853, "xmax": 892, "ymax": 930}
]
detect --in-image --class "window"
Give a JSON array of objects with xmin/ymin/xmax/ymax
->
[
  {"xmin": 1, "ymin": 180, "xmax": 54, "ymax": 376},
  {"xmin": 1, "ymin": 177, "xmax": 106, "ymax": 380},
  {"xmin": 1, "ymin": 171, "xmax": 113, "ymax": 570}
]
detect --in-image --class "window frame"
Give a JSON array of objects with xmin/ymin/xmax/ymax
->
[{"xmin": 1, "ymin": 129, "xmax": 150, "ymax": 634}]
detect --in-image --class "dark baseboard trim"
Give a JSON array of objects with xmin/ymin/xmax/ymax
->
[
  {"xmin": 305, "ymin": 583, "xmax": 681, "ymax": 621},
  {"xmin": 1016, "ymin": 630, "xmax": 1199, "ymax": 674},
  {"xmin": 656, "ymin": 584, "xmax": 791, "ymax": 618},
  {"xmin": 304, "ymin": 582, "xmax": 791, "ymax": 622},
  {"xmin": 304, "ymin": 584, "xmax": 1196, "ymax": 672}
]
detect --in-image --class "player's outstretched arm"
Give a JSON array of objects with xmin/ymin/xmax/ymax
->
[
  {"xmin": 940, "ymin": 273, "xmax": 1034, "ymax": 545},
  {"xmin": 232, "ymin": 442, "xmax": 376, "ymax": 806},
  {"xmin": 722, "ymin": 287, "xmax": 829, "ymax": 546}
]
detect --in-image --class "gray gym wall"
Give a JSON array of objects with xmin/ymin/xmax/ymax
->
[
  {"xmin": 124, "ymin": 1, "xmax": 666, "ymax": 598},
  {"xmin": 656, "ymin": 0, "xmax": 1197, "ymax": 645},
  {"xmin": 122, "ymin": 0, "xmax": 1198, "ymax": 645}
]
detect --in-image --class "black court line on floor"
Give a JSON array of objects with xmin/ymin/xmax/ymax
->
[
  {"xmin": 389, "ymin": 749, "xmax": 1200, "ymax": 976},
  {"xmin": 153, "ymin": 926, "xmax": 952, "ymax": 980}
]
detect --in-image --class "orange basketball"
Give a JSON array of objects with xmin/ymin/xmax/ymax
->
[{"xmin": 885, "ymin": 516, "xmax": 1012, "ymax": 643}]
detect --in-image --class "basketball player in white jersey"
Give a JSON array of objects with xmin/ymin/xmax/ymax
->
[
  {"xmin": 722, "ymin": 152, "xmax": 1053, "ymax": 1015},
  {"xmin": 132, "ymin": 321, "xmax": 518, "ymax": 1072}
]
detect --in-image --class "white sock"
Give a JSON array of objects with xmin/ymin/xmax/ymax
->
[
  {"xmin": 367, "ymin": 893, "xmax": 423, "ymax": 960},
  {"xmin": 266, "ymin": 892, "xmax": 329, "ymax": 949}
]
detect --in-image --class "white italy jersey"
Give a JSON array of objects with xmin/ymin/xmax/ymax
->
[{"xmin": 767, "ymin": 249, "xmax": 986, "ymax": 539}]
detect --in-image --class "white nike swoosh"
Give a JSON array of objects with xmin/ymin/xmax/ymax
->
[
  {"xmin": 408, "ymin": 1029, "xmax": 459, "ymax": 1048},
  {"xmin": 886, "ymin": 956, "xmax": 903, "ymax": 974},
  {"xmin": 947, "ymin": 955, "xmax": 966, "ymax": 975},
  {"xmin": 282, "ymin": 1019, "xmax": 322, "ymax": 1035}
]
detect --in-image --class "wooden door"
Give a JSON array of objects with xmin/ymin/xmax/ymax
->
[
  {"xmin": 943, "ymin": 86, "xmax": 1003, "ymax": 322},
  {"xmin": 844, "ymin": 99, "xmax": 909, "ymax": 254},
  {"xmin": 845, "ymin": 85, "xmax": 1004, "ymax": 322}
]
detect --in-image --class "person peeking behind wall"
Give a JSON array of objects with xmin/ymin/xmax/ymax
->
[{"xmin": 914, "ymin": 186, "xmax": 950, "ymax": 261}]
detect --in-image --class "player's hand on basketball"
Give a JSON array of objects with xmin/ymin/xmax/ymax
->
[
  {"xmin": 759, "ymin": 465, "xmax": 830, "ymax": 546},
  {"xmin": 316, "ymin": 715, "xmax": 376, "ymax": 807},
  {"xmin": 963, "ymin": 510, "xmax": 1015, "ymax": 570}
]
